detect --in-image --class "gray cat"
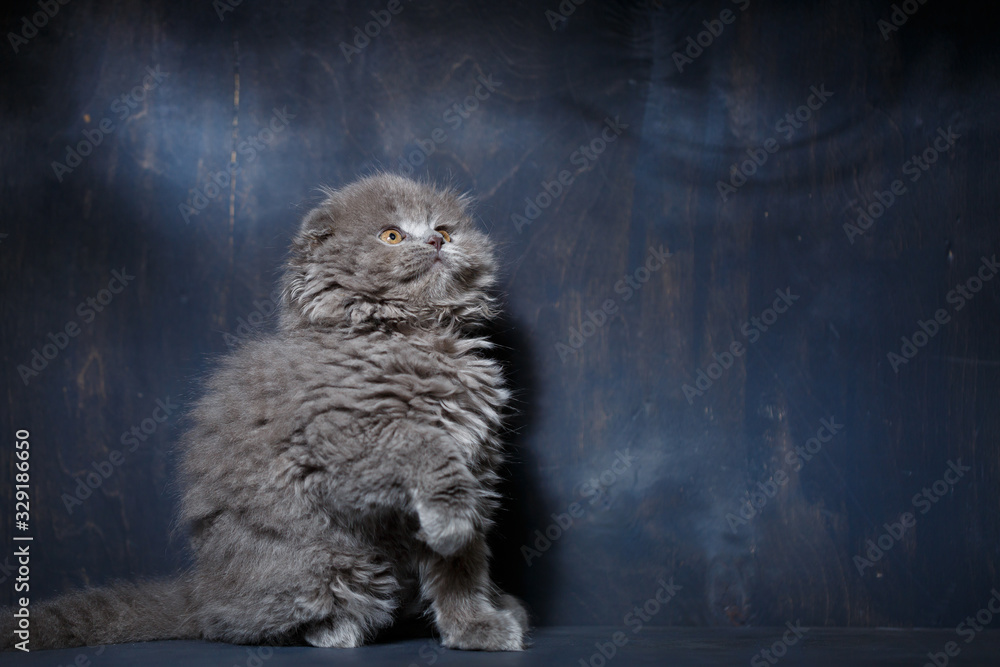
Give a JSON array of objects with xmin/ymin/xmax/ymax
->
[{"xmin": 2, "ymin": 174, "xmax": 529, "ymax": 652}]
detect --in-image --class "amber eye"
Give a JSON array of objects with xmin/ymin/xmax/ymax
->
[
  {"xmin": 435, "ymin": 228, "xmax": 452, "ymax": 243},
  {"xmin": 379, "ymin": 229, "xmax": 404, "ymax": 244}
]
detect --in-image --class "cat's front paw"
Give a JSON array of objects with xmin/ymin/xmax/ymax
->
[
  {"xmin": 415, "ymin": 499, "xmax": 476, "ymax": 557},
  {"xmin": 440, "ymin": 607, "xmax": 525, "ymax": 651}
]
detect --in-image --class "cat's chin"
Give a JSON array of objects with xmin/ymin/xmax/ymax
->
[{"xmin": 419, "ymin": 255, "xmax": 451, "ymax": 282}]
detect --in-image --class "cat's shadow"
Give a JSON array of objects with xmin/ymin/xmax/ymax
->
[{"xmin": 483, "ymin": 313, "xmax": 553, "ymax": 626}]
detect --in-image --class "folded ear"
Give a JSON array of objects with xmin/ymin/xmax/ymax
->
[{"xmin": 292, "ymin": 205, "xmax": 336, "ymax": 255}]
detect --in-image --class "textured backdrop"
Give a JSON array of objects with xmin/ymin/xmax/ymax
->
[{"xmin": 1, "ymin": 0, "xmax": 998, "ymax": 630}]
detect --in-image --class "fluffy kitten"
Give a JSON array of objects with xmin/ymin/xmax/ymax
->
[{"xmin": 2, "ymin": 174, "xmax": 528, "ymax": 652}]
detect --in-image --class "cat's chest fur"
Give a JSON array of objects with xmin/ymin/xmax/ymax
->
[
  {"xmin": 181, "ymin": 326, "xmax": 510, "ymax": 534},
  {"xmin": 284, "ymin": 326, "xmax": 509, "ymax": 471}
]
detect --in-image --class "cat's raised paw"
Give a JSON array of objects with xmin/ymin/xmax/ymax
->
[{"xmin": 415, "ymin": 500, "xmax": 477, "ymax": 557}]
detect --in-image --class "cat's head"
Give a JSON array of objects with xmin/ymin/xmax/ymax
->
[{"xmin": 281, "ymin": 174, "xmax": 499, "ymax": 331}]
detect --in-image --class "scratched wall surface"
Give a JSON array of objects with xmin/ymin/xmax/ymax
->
[{"xmin": 1, "ymin": 0, "xmax": 998, "ymax": 628}]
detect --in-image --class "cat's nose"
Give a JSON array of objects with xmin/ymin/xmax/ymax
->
[{"xmin": 426, "ymin": 234, "xmax": 443, "ymax": 252}]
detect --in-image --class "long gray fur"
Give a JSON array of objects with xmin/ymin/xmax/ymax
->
[{"xmin": 2, "ymin": 174, "xmax": 529, "ymax": 652}]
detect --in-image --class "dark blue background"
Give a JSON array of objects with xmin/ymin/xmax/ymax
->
[{"xmin": 1, "ymin": 0, "xmax": 998, "ymax": 631}]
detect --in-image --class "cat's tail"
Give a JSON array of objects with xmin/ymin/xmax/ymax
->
[{"xmin": 1, "ymin": 576, "xmax": 200, "ymax": 651}]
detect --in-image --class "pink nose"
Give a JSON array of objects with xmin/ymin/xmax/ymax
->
[{"xmin": 426, "ymin": 234, "xmax": 443, "ymax": 252}]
